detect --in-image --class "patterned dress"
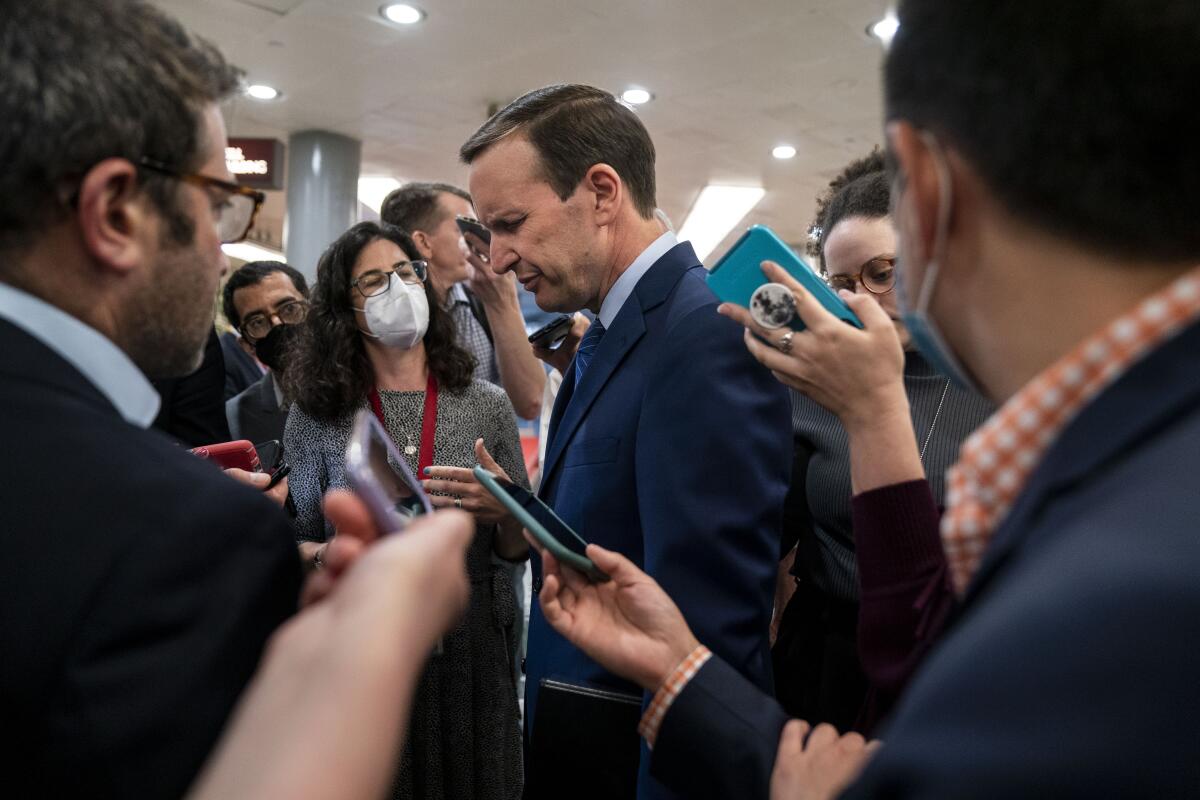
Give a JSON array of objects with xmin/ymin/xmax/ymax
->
[{"xmin": 286, "ymin": 379, "xmax": 527, "ymax": 800}]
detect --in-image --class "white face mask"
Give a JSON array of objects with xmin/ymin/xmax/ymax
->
[{"xmin": 356, "ymin": 280, "xmax": 430, "ymax": 350}]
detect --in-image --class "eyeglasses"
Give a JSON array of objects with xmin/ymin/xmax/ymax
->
[
  {"xmin": 350, "ymin": 261, "xmax": 429, "ymax": 298},
  {"xmin": 826, "ymin": 256, "xmax": 897, "ymax": 296},
  {"xmin": 241, "ymin": 299, "xmax": 309, "ymax": 342},
  {"xmin": 138, "ymin": 158, "xmax": 265, "ymax": 244}
]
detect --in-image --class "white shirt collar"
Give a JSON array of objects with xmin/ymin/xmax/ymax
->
[
  {"xmin": 0, "ymin": 282, "xmax": 160, "ymax": 427},
  {"xmin": 598, "ymin": 231, "xmax": 678, "ymax": 329}
]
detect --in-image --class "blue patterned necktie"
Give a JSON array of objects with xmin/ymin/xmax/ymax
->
[{"xmin": 573, "ymin": 318, "xmax": 607, "ymax": 384}]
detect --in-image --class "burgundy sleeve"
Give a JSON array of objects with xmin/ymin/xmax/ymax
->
[{"xmin": 852, "ymin": 479, "xmax": 957, "ymax": 723}]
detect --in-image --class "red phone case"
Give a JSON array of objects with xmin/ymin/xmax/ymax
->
[{"xmin": 190, "ymin": 440, "xmax": 261, "ymax": 472}]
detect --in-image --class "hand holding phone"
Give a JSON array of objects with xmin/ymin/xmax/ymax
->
[
  {"xmin": 345, "ymin": 410, "xmax": 433, "ymax": 534},
  {"xmin": 527, "ymin": 314, "xmax": 574, "ymax": 351},
  {"xmin": 473, "ymin": 466, "xmax": 608, "ymax": 582}
]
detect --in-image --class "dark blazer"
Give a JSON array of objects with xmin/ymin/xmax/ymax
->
[
  {"xmin": 152, "ymin": 327, "xmax": 232, "ymax": 447},
  {"xmin": 226, "ymin": 371, "xmax": 287, "ymax": 445},
  {"xmin": 649, "ymin": 319, "xmax": 1200, "ymax": 798},
  {"xmin": 0, "ymin": 319, "xmax": 302, "ymax": 799},
  {"xmin": 220, "ymin": 330, "xmax": 264, "ymax": 400},
  {"xmin": 527, "ymin": 242, "xmax": 792, "ymax": 798}
]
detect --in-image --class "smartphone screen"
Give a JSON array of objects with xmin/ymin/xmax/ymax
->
[
  {"xmin": 495, "ymin": 478, "xmax": 590, "ymax": 561},
  {"xmin": 346, "ymin": 410, "xmax": 432, "ymax": 532}
]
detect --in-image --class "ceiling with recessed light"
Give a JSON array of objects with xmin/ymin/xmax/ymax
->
[{"xmin": 151, "ymin": 0, "xmax": 893, "ymax": 263}]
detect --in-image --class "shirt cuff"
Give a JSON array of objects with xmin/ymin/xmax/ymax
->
[{"xmin": 638, "ymin": 645, "xmax": 712, "ymax": 749}]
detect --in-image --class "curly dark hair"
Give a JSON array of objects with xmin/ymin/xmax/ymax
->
[
  {"xmin": 285, "ymin": 221, "xmax": 476, "ymax": 421},
  {"xmin": 806, "ymin": 149, "xmax": 891, "ymax": 272}
]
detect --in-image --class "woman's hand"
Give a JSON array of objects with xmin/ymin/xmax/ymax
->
[
  {"xmin": 718, "ymin": 260, "xmax": 908, "ymax": 433},
  {"xmin": 422, "ymin": 438, "xmax": 516, "ymax": 526}
]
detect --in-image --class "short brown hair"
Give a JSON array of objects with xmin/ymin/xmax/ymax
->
[
  {"xmin": 380, "ymin": 182, "xmax": 471, "ymax": 235},
  {"xmin": 460, "ymin": 84, "xmax": 657, "ymax": 218}
]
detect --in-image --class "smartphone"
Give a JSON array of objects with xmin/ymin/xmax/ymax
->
[
  {"xmin": 191, "ymin": 440, "xmax": 261, "ymax": 472},
  {"xmin": 527, "ymin": 314, "xmax": 575, "ymax": 351},
  {"xmin": 455, "ymin": 215, "xmax": 491, "ymax": 246},
  {"xmin": 473, "ymin": 466, "xmax": 609, "ymax": 582},
  {"xmin": 345, "ymin": 409, "xmax": 433, "ymax": 534},
  {"xmin": 707, "ymin": 225, "xmax": 862, "ymax": 331},
  {"xmin": 254, "ymin": 439, "xmax": 284, "ymax": 474}
]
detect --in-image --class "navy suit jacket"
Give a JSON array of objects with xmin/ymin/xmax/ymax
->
[
  {"xmin": 527, "ymin": 241, "xmax": 792, "ymax": 798},
  {"xmin": 649, "ymin": 319, "xmax": 1200, "ymax": 798},
  {"xmin": 0, "ymin": 319, "xmax": 302, "ymax": 798}
]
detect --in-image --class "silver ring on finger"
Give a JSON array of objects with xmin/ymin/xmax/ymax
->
[
  {"xmin": 454, "ymin": 497, "xmax": 463, "ymax": 509},
  {"xmin": 777, "ymin": 331, "xmax": 795, "ymax": 355}
]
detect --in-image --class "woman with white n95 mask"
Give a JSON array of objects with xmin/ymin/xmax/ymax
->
[{"xmin": 282, "ymin": 221, "xmax": 528, "ymax": 799}]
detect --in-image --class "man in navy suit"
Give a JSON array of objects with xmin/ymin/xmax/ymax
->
[
  {"xmin": 511, "ymin": 2, "xmax": 1200, "ymax": 798},
  {"xmin": 462, "ymin": 84, "xmax": 792, "ymax": 798}
]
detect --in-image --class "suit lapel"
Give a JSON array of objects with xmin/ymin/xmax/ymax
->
[
  {"xmin": 540, "ymin": 242, "xmax": 703, "ymax": 491},
  {"xmin": 962, "ymin": 320, "xmax": 1200, "ymax": 603}
]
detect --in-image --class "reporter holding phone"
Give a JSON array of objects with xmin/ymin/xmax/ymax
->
[
  {"xmin": 283, "ymin": 221, "xmax": 527, "ymax": 800},
  {"xmin": 719, "ymin": 152, "xmax": 992, "ymax": 733}
]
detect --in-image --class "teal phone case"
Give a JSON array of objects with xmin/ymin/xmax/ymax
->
[
  {"xmin": 473, "ymin": 466, "xmax": 609, "ymax": 582},
  {"xmin": 707, "ymin": 224, "xmax": 863, "ymax": 330}
]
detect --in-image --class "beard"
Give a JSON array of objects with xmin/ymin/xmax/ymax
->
[{"xmin": 120, "ymin": 239, "xmax": 219, "ymax": 381}]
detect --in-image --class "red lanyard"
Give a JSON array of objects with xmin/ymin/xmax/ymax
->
[{"xmin": 368, "ymin": 372, "xmax": 439, "ymax": 474}]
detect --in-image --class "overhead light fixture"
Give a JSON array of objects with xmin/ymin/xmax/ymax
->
[
  {"xmin": 868, "ymin": 13, "xmax": 899, "ymax": 45},
  {"xmin": 772, "ymin": 145, "xmax": 797, "ymax": 160},
  {"xmin": 381, "ymin": 3, "xmax": 424, "ymax": 24},
  {"xmin": 621, "ymin": 88, "xmax": 653, "ymax": 106},
  {"xmin": 245, "ymin": 84, "xmax": 280, "ymax": 101},
  {"xmin": 222, "ymin": 242, "xmax": 286, "ymax": 263},
  {"xmin": 358, "ymin": 176, "xmax": 403, "ymax": 214},
  {"xmin": 677, "ymin": 185, "xmax": 766, "ymax": 261}
]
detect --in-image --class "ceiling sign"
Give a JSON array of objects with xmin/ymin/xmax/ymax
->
[{"xmin": 226, "ymin": 138, "xmax": 285, "ymax": 190}]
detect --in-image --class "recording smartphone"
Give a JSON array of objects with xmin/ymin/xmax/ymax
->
[
  {"xmin": 473, "ymin": 466, "xmax": 609, "ymax": 582},
  {"xmin": 527, "ymin": 314, "xmax": 574, "ymax": 351},
  {"xmin": 345, "ymin": 409, "xmax": 433, "ymax": 534},
  {"xmin": 191, "ymin": 440, "xmax": 261, "ymax": 472},
  {"xmin": 455, "ymin": 215, "xmax": 491, "ymax": 246},
  {"xmin": 707, "ymin": 225, "xmax": 863, "ymax": 331},
  {"xmin": 254, "ymin": 439, "xmax": 284, "ymax": 473}
]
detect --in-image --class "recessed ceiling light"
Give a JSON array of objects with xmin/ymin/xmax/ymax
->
[
  {"xmin": 222, "ymin": 242, "xmax": 286, "ymax": 263},
  {"xmin": 381, "ymin": 3, "xmax": 424, "ymax": 25},
  {"xmin": 677, "ymin": 185, "xmax": 766, "ymax": 261},
  {"xmin": 621, "ymin": 88, "xmax": 652, "ymax": 106},
  {"xmin": 245, "ymin": 84, "xmax": 280, "ymax": 101},
  {"xmin": 868, "ymin": 13, "xmax": 899, "ymax": 44},
  {"xmin": 772, "ymin": 145, "xmax": 797, "ymax": 160}
]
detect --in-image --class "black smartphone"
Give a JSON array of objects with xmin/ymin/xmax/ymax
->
[
  {"xmin": 455, "ymin": 215, "xmax": 491, "ymax": 246},
  {"xmin": 528, "ymin": 315, "xmax": 575, "ymax": 351}
]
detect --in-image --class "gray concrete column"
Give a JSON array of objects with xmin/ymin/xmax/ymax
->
[{"xmin": 284, "ymin": 130, "xmax": 361, "ymax": 281}]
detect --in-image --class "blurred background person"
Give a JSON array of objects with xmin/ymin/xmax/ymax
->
[
  {"xmin": 222, "ymin": 260, "xmax": 309, "ymax": 444},
  {"xmin": 284, "ymin": 220, "xmax": 527, "ymax": 800}
]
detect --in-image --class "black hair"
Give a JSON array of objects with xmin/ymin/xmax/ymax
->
[
  {"xmin": 222, "ymin": 261, "xmax": 309, "ymax": 331},
  {"xmin": 285, "ymin": 222, "xmax": 475, "ymax": 421},
  {"xmin": 461, "ymin": 84, "xmax": 658, "ymax": 219},
  {"xmin": 885, "ymin": 0, "xmax": 1200, "ymax": 262},
  {"xmin": 0, "ymin": 0, "xmax": 241, "ymax": 259},
  {"xmin": 807, "ymin": 149, "xmax": 890, "ymax": 271},
  {"xmin": 380, "ymin": 182, "xmax": 472, "ymax": 235}
]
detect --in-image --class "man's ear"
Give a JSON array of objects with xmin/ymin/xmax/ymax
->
[
  {"xmin": 886, "ymin": 122, "xmax": 944, "ymax": 267},
  {"xmin": 583, "ymin": 164, "xmax": 622, "ymax": 227},
  {"xmin": 76, "ymin": 158, "xmax": 157, "ymax": 276},
  {"xmin": 409, "ymin": 229, "xmax": 436, "ymax": 261}
]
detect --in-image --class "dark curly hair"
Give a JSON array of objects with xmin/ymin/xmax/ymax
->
[
  {"xmin": 285, "ymin": 221, "xmax": 476, "ymax": 421},
  {"xmin": 806, "ymin": 149, "xmax": 891, "ymax": 272}
]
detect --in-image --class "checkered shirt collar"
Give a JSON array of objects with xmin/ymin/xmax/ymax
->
[{"xmin": 941, "ymin": 266, "xmax": 1200, "ymax": 595}]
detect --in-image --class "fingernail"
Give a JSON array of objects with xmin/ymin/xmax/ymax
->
[{"xmin": 422, "ymin": 467, "xmax": 431, "ymax": 476}]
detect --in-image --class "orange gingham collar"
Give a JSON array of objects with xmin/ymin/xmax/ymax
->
[{"xmin": 941, "ymin": 266, "xmax": 1200, "ymax": 594}]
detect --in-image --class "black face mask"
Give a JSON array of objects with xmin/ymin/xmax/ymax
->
[{"xmin": 254, "ymin": 323, "xmax": 300, "ymax": 374}]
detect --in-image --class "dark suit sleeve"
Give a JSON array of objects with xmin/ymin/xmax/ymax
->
[
  {"xmin": 637, "ymin": 305, "xmax": 791, "ymax": 682},
  {"xmin": 50, "ymin": 484, "xmax": 301, "ymax": 798},
  {"xmin": 651, "ymin": 656, "xmax": 790, "ymax": 798}
]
